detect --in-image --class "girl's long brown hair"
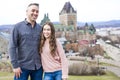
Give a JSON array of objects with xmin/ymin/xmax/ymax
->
[{"xmin": 39, "ymin": 22, "xmax": 57, "ymax": 57}]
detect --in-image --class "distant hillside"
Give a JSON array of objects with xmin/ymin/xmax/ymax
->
[
  {"xmin": 0, "ymin": 25, "xmax": 13, "ymax": 29},
  {"xmin": 0, "ymin": 25, "xmax": 14, "ymax": 33},
  {"xmin": 77, "ymin": 20, "xmax": 120, "ymax": 28},
  {"xmin": 0, "ymin": 20, "xmax": 120, "ymax": 31},
  {"xmin": 0, "ymin": 24, "xmax": 13, "ymax": 30}
]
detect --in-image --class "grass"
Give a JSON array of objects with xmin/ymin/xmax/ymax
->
[
  {"xmin": 69, "ymin": 71, "xmax": 120, "ymax": 80},
  {"xmin": 0, "ymin": 60, "xmax": 120, "ymax": 80},
  {"xmin": 0, "ymin": 71, "xmax": 120, "ymax": 80},
  {"xmin": 0, "ymin": 72, "xmax": 13, "ymax": 76},
  {"xmin": 0, "ymin": 72, "xmax": 14, "ymax": 80}
]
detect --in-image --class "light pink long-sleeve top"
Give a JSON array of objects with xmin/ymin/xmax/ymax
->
[{"xmin": 41, "ymin": 39, "xmax": 68, "ymax": 78}]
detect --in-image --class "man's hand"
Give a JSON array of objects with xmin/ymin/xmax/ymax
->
[{"xmin": 13, "ymin": 67, "xmax": 22, "ymax": 79}]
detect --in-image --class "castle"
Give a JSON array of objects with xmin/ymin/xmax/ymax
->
[
  {"xmin": 59, "ymin": 2, "xmax": 77, "ymax": 29},
  {"xmin": 40, "ymin": 1, "xmax": 77, "ymax": 29}
]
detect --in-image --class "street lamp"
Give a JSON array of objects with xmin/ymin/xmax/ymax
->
[{"xmin": 95, "ymin": 55, "xmax": 102, "ymax": 76}]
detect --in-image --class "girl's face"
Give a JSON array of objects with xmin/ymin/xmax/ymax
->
[{"xmin": 43, "ymin": 24, "xmax": 51, "ymax": 39}]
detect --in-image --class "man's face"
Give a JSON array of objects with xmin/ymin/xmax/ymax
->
[{"xmin": 26, "ymin": 5, "xmax": 39, "ymax": 22}]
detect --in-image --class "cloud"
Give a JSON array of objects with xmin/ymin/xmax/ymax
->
[{"xmin": 0, "ymin": 0, "xmax": 120, "ymax": 25}]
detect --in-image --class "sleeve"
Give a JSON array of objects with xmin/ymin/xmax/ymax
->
[
  {"xmin": 56, "ymin": 39, "xmax": 68, "ymax": 78},
  {"xmin": 9, "ymin": 25, "xmax": 19, "ymax": 68}
]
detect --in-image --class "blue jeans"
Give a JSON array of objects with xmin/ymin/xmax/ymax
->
[
  {"xmin": 44, "ymin": 70, "xmax": 62, "ymax": 80},
  {"xmin": 14, "ymin": 67, "xmax": 43, "ymax": 80}
]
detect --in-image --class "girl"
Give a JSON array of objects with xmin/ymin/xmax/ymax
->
[{"xmin": 39, "ymin": 22, "xmax": 68, "ymax": 80}]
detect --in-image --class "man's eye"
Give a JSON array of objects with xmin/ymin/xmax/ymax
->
[
  {"xmin": 31, "ymin": 9, "xmax": 38, "ymax": 13},
  {"xmin": 32, "ymin": 9, "xmax": 35, "ymax": 12},
  {"xmin": 36, "ymin": 11, "xmax": 39, "ymax": 13}
]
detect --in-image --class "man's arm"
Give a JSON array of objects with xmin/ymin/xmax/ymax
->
[{"xmin": 9, "ymin": 25, "xmax": 19, "ymax": 68}]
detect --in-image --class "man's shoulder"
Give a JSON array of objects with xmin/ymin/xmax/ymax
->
[
  {"xmin": 15, "ymin": 21, "xmax": 25, "ymax": 25},
  {"xmin": 36, "ymin": 23, "xmax": 42, "ymax": 29},
  {"xmin": 36, "ymin": 23, "xmax": 41, "ymax": 27},
  {"xmin": 13, "ymin": 21, "xmax": 25, "ymax": 29}
]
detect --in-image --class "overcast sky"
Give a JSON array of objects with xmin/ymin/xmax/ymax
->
[{"xmin": 0, "ymin": 0, "xmax": 120, "ymax": 25}]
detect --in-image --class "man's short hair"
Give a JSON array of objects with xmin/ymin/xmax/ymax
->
[{"xmin": 28, "ymin": 3, "xmax": 39, "ymax": 7}]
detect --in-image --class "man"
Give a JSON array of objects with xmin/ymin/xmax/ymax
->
[{"xmin": 9, "ymin": 3, "xmax": 43, "ymax": 80}]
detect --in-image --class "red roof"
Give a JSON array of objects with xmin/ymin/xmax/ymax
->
[{"xmin": 79, "ymin": 40, "xmax": 89, "ymax": 45}]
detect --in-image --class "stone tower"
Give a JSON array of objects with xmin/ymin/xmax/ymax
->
[{"xmin": 59, "ymin": 2, "xmax": 77, "ymax": 29}]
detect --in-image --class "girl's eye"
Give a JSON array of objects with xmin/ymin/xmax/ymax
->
[{"xmin": 47, "ymin": 29, "xmax": 51, "ymax": 31}]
